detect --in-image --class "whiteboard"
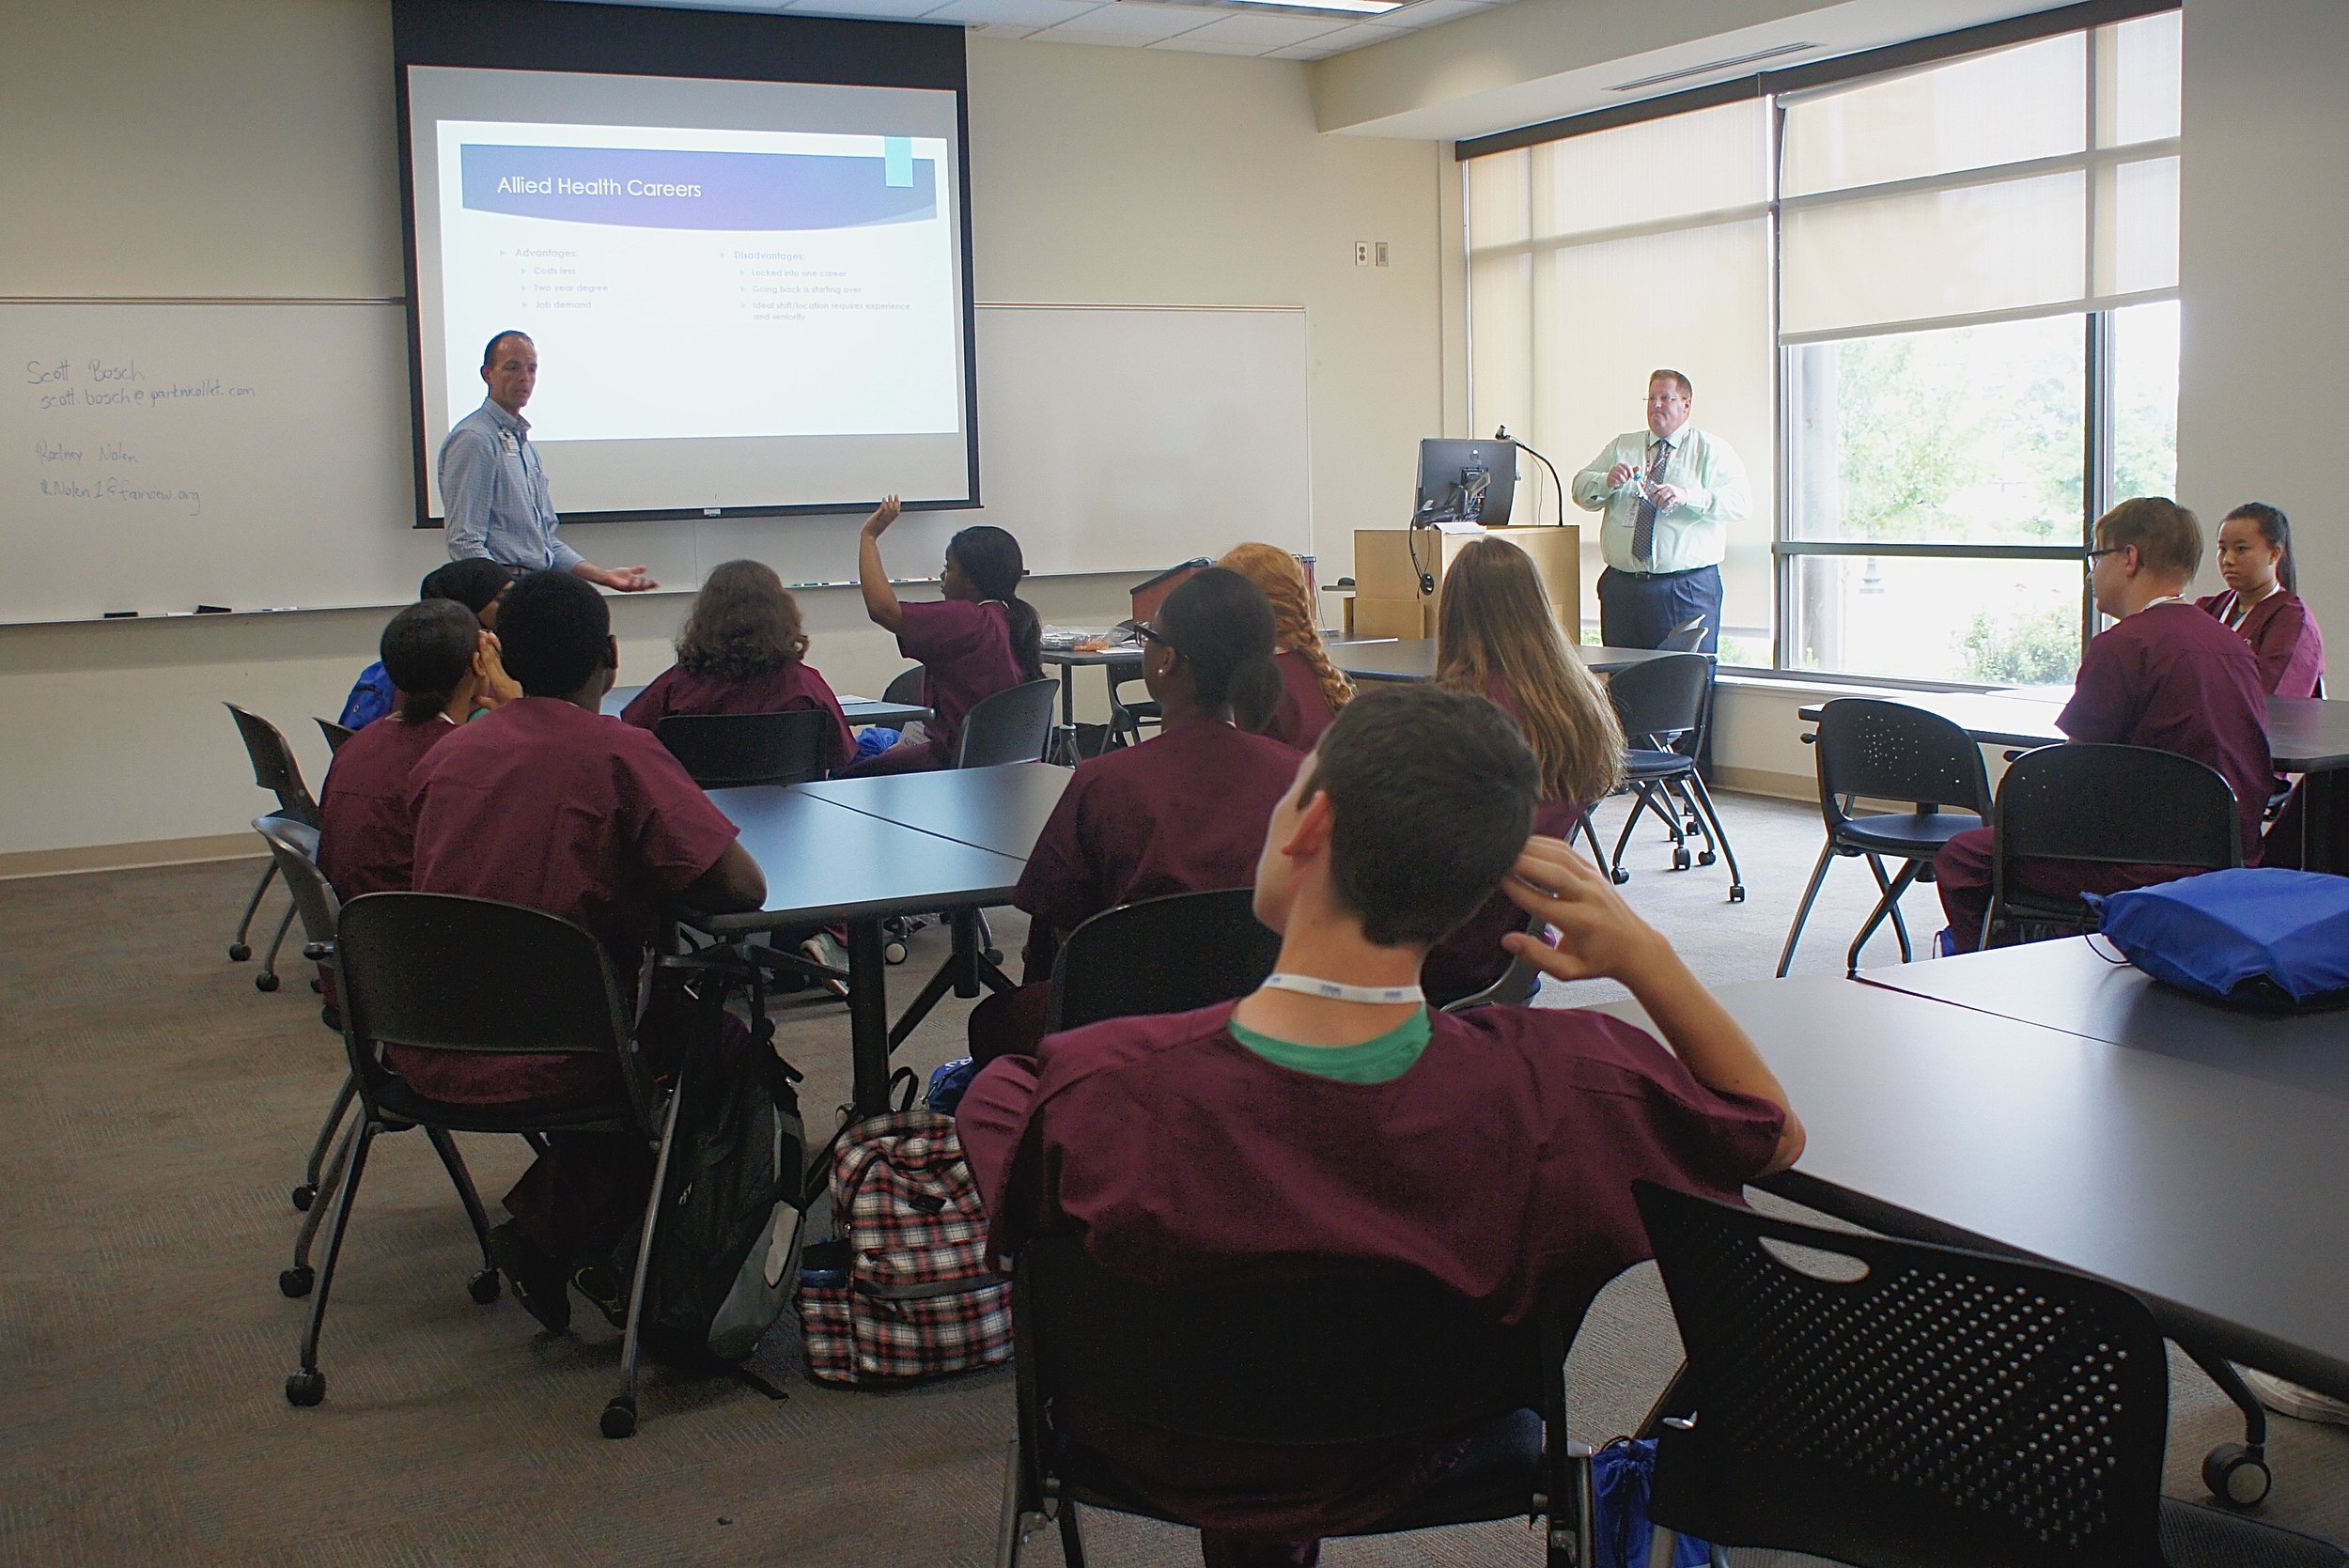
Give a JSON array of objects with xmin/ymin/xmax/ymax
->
[{"xmin": 0, "ymin": 300, "xmax": 1309, "ymax": 625}]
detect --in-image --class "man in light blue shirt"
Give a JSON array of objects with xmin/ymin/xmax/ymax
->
[
  {"xmin": 1570, "ymin": 369, "xmax": 1750, "ymax": 653},
  {"xmin": 439, "ymin": 331, "xmax": 657, "ymax": 594}
]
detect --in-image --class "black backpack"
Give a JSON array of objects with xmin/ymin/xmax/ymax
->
[{"xmin": 634, "ymin": 1040, "xmax": 811, "ymax": 1371}]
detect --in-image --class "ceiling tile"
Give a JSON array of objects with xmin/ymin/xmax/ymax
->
[
  {"xmin": 784, "ymin": 0, "xmax": 956, "ymax": 17},
  {"xmin": 972, "ymin": 22, "xmax": 1045, "ymax": 36},
  {"xmin": 1034, "ymin": 1, "xmax": 1215, "ymax": 39},
  {"xmin": 926, "ymin": 0, "xmax": 1102, "ymax": 24},
  {"xmin": 1301, "ymin": 19, "xmax": 1410, "ymax": 50},
  {"xmin": 1027, "ymin": 25, "xmax": 1156, "ymax": 45},
  {"xmin": 1381, "ymin": 0, "xmax": 1485, "ymax": 23},
  {"xmin": 1155, "ymin": 9, "xmax": 1345, "ymax": 46},
  {"xmin": 1263, "ymin": 39, "xmax": 1344, "ymax": 58}
]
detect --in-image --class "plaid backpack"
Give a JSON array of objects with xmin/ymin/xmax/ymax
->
[{"xmin": 796, "ymin": 1105, "xmax": 1011, "ymax": 1386}]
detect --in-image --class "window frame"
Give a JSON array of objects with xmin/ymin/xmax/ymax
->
[{"xmin": 1458, "ymin": 0, "xmax": 2181, "ymax": 689}]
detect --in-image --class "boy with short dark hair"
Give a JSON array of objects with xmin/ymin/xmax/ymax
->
[
  {"xmin": 405, "ymin": 569, "xmax": 765, "ymax": 1331},
  {"xmin": 1933, "ymin": 497, "xmax": 2273, "ymax": 950},
  {"xmin": 959, "ymin": 684, "xmax": 1802, "ymax": 1568}
]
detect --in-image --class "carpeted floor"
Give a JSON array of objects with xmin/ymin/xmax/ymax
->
[{"xmin": 4, "ymin": 788, "xmax": 2344, "ymax": 1565}]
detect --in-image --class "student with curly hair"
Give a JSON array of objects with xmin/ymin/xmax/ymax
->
[
  {"xmin": 620, "ymin": 559, "xmax": 854, "ymax": 773},
  {"xmin": 1216, "ymin": 542, "xmax": 1351, "ymax": 751}
]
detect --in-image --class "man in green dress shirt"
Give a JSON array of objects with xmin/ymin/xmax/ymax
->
[{"xmin": 1570, "ymin": 369, "xmax": 1750, "ymax": 654}]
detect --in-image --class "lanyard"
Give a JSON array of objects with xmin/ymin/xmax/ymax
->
[{"xmin": 1260, "ymin": 973, "xmax": 1425, "ymax": 1005}]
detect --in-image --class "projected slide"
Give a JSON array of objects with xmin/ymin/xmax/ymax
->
[
  {"xmin": 435, "ymin": 124, "xmax": 960, "ymax": 442},
  {"xmin": 403, "ymin": 62, "xmax": 975, "ymax": 520}
]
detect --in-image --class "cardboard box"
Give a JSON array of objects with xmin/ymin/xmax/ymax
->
[{"xmin": 1352, "ymin": 524, "xmax": 1579, "ymax": 635}]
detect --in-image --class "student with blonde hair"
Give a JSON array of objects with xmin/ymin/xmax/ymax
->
[
  {"xmin": 1427, "ymin": 536, "xmax": 1625, "ymax": 1001},
  {"xmin": 1216, "ymin": 543, "xmax": 1351, "ymax": 751}
]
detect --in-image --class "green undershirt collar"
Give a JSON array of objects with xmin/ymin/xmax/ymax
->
[{"xmin": 1226, "ymin": 1006, "xmax": 1432, "ymax": 1084}]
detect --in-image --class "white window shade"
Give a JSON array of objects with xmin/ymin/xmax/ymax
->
[
  {"xmin": 1466, "ymin": 150, "xmax": 1532, "ymax": 250},
  {"xmin": 1781, "ymin": 170, "xmax": 2086, "ymax": 336},
  {"xmin": 2098, "ymin": 155, "xmax": 2179, "ymax": 295},
  {"xmin": 2102, "ymin": 10, "xmax": 2182, "ymax": 147},
  {"xmin": 1781, "ymin": 34, "xmax": 2086, "ymax": 198},
  {"xmin": 1523, "ymin": 101, "xmax": 1768, "ymax": 241}
]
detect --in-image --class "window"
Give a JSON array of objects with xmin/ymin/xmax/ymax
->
[{"xmin": 1461, "ymin": 8, "xmax": 2182, "ymax": 684}]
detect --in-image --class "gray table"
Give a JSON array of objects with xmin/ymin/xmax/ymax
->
[
  {"xmin": 1857, "ymin": 935, "xmax": 2349, "ymax": 1102},
  {"xmin": 599, "ymin": 684, "xmax": 929, "ymax": 727},
  {"xmin": 1330, "ymin": 639, "xmax": 1683, "ymax": 683},
  {"xmin": 682, "ymin": 776, "xmax": 1053, "ymax": 1116},
  {"xmin": 797, "ymin": 761, "xmax": 1070, "ymax": 860},
  {"xmin": 1591, "ymin": 973, "xmax": 2349, "ymax": 1402}
]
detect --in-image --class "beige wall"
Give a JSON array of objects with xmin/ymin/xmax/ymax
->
[
  {"xmin": 0, "ymin": 4, "xmax": 1442, "ymax": 864},
  {"xmin": 2174, "ymin": 0, "xmax": 2346, "ymax": 638}
]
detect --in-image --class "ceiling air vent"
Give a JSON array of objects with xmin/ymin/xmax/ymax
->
[{"xmin": 1609, "ymin": 41, "xmax": 1817, "ymax": 93}]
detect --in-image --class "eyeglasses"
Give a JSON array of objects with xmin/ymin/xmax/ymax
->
[
  {"xmin": 1133, "ymin": 619, "xmax": 1172, "ymax": 648},
  {"xmin": 2083, "ymin": 546, "xmax": 2125, "ymax": 563}
]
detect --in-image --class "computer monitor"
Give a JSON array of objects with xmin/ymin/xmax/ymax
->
[{"xmin": 1413, "ymin": 438, "xmax": 1516, "ymax": 527}]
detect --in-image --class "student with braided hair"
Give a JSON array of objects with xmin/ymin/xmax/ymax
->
[{"xmin": 1217, "ymin": 542, "xmax": 1351, "ymax": 751}]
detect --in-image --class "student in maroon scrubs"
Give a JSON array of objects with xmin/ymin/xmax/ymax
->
[
  {"xmin": 314, "ymin": 599, "xmax": 490, "ymax": 1006},
  {"xmin": 840, "ymin": 495, "xmax": 1041, "ymax": 774},
  {"xmin": 1935, "ymin": 498, "xmax": 2273, "ymax": 951},
  {"xmin": 405, "ymin": 570, "xmax": 767, "ymax": 1333},
  {"xmin": 1218, "ymin": 542, "xmax": 1352, "ymax": 751},
  {"xmin": 1424, "ymin": 536, "xmax": 1625, "ymax": 1002},
  {"xmin": 967, "ymin": 567, "xmax": 1299, "ymax": 1064},
  {"xmin": 619, "ymin": 558, "xmax": 855, "ymax": 773},
  {"xmin": 960, "ymin": 686, "xmax": 1802, "ymax": 1568},
  {"xmin": 2200, "ymin": 503, "xmax": 2325, "ymax": 699}
]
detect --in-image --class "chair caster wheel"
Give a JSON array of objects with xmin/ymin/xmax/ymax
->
[
  {"xmin": 279, "ymin": 1265, "xmax": 315, "ymax": 1298},
  {"xmin": 256, "ymin": 971, "xmax": 280, "ymax": 993},
  {"xmin": 229, "ymin": 943, "xmax": 252, "ymax": 962},
  {"xmin": 984, "ymin": 948, "xmax": 1003, "ymax": 966},
  {"xmin": 286, "ymin": 1369, "xmax": 325, "ymax": 1406},
  {"xmin": 291, "ymin": 1184, "xmax": 315, "ymax": 1212},
  {"xmin": 601, "ymin": 1397, "xmax": 637, "ymax": 1439},
  {"xmin": 1698, "ymin": 850, "xmax": 1716, "ymax": 866},
  {"xmin": 2204, "ymin": 1442, "xmax": 2271, "ymax": 1507},
  {"xmin": 883, "ymin": 940, "xmax": 908, "ymax": 965},
  {"xmin": 1610, "ymin": 867, "xmax": 1631, "ymax": 886},
  {"xmin": 1728, "ymin": 885, "xmax": 1747, "ymax": 904},
  {"xmin": 1672, "ymin": 847, "xmax": 1692, "ymax": 872},
  {"xmin": 468, "ymin": 1268, "xmax": 501, "ymax": 1305}
]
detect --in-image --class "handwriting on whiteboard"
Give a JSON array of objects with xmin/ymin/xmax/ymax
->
[{"xmin": 21, "ymin": 356, "xmax": 249, "ymax": 517}]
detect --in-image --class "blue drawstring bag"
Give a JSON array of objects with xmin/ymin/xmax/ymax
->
[
  {"xmin": 2089, "ymin": 868, "xmax": 2349, "ymax": 1010},
  {"xmin": 1590, "ymin": 1438, "xmax": 1714, "ymax": 1568},
  {"xmin": 926, "ymin": 1056, "xmax": 978, "ymax": 1116}
]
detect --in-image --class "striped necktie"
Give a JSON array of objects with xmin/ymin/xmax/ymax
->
[{"xmin": 1631, "ymin": 438, "xmax": 1671, "ymax": 565}]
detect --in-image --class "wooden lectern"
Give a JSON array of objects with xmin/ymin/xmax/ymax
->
[{"xmin": 1350, "ymin": 525, "xmax": 1579, "ymax": 640}]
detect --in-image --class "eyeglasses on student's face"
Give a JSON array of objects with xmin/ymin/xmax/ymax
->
[
  {"xmin": 2084, "ymin": 546, "xmax": 2126, "ymax": 564},
  {"xmin": 1133, "ymin": 619, "xmax": 1172, "ymax": 648}
]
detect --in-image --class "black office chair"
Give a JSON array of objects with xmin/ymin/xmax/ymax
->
[
  {"xmin": 1778, "ymin": 699, "xmax": 1994, "ymax": 977},
  {"xmin": 998, "ymin": 1234, "xmax": 1589, "ymax": 1568},
  {"xmin": 957, "ymin": 678, "xmax": 1061, "ymax": 768},
  {"xmin": 1602, "ymin": 654, "xmax": 1744, "ymax": 902},
  {"xmin": 249, "ymin": 815, "xmax": 353, "ymax": 1234},
  {"xmin": 1104, "ymin": 664, "xmax": 1160, "ymax": 751},
  {"xmin": 1044, "ymin": 888, "xmax": 1283, "ymax": 1032},
  {"xmin": 1658, "ymin": 615, "xmax": 1709, "ymax": 653},
  {"xmin": 878, "ymin": 664, "xmax": 926, "ymax": 730},
  {"xmin": 316, "ymin": 718, "xmax": 356, "ymax": 753},
  {"xmin": 225, "ymin": 704, "xmax": 320, "ymax": 986},
  {"xmin": 1436, "ymin": 911, "xmax": 1548, "ymax": 1014},
  {"xmin": 1985, "ymin": 743, "xmax": 2240, "ymax": 949},
  {"xmin": 1654, "ymin": 618, "xmax": 1715, "ymax": 836},
  {"xmin": 285, "ymin": 893, "xmax": 692, "ymax": 1440},
  {"xmin": 1632, "ymin": 1182, "xmax": 2346, "ymax": 1566},
  {"xmin": 656, "ymin": 709, "xmax": 832, "ymax": 788}
]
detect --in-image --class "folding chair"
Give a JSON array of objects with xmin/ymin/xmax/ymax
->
[
  {"xmin": 656, "ymin": 709, "xmax": 831, "ymax": 788},
  {"xmin": 1985, "ymin": 742, "xmax": 2240, "ymax": 949},
  {"xmin": 316, "ymin": 718, "xmax": 356, "ymax": 753},
  {"xmin": 998, "ymin": 1234, "xmax": 1590, "ymax": 1567},
  {"xmin": 284, "ymin": 892, "xmax": 696, "ymax": 1439},
  {"xmin": 225, "ymin": 704, "xmax": 319, "ymax": 985},
  {"xmin": 1632, "ymin": 1182, "xmax": 2346, "ymax": 1566},
  {"xmin": 248, "ymin": 815, "xmax": 352, "ymax": 1234},
  {"xmin": 1777, "ymin": 699, "xmax": 1992, "ymax": 977},
  {"xmin": 1044, "ymin": 888, "xmax": 1282, "ymax": 1032},
  {"xmin": 1438, "ymin": 911, "xmax": 1548, "ymax": 1014},
  {"xmin": 1602, "ymin": 654, "xmax": 1745, "ymax": 902}
]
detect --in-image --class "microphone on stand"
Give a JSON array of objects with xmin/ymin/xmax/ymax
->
[{"xmin": 1496, "ymin": 426, "xmax": 1567, "ymax": 527}]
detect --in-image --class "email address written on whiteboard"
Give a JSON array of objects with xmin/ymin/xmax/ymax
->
[{"xmin": 23, "ymin": 356, "xmax": 253, "ymax": 518}]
